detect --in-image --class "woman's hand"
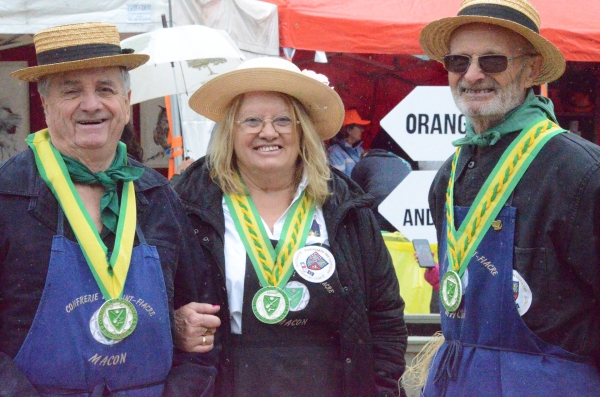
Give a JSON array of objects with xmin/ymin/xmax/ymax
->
[{"xmin": 174, "ymin": 302, "xmax": 221, "ymax": 353}]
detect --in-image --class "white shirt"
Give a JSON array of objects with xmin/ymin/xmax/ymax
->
[{"xmin": 222, "ymin": 176, "xmax": 329, "ymax": 334}]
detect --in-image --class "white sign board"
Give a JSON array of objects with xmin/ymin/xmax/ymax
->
[
  {"xmin": 127, "ymin": 4, "xmax": 153, "ymax": 23},
  {"xmin": 379, "ymin": 171, "xmax": 438, "ymax": 243},
  {"xmin": 381, "ymin": 86, "xmax": 465, "ymax": 162}
]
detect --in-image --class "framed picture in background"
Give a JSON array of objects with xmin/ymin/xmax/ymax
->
[
  {"xmin": 140, "ymin": 96, "xmax": 170, "ymax": 168},
  {"xmin": 0, "ymin": 62, "xmax": 30, "ymax": 161}
]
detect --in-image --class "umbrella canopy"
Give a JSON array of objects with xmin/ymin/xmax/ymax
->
[
  {"xmin": 264, "ymin": 0, "xmax": 600, "ymax": 62},
  {"xmin": 121, "ymin": 24, "xmax": 246, "ymax": 105}
]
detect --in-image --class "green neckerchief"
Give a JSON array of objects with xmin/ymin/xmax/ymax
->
[
  {"xmin": 452, "ymin": 89, "xmax": 559, "ymax": 147},
  {"xmin": 62, "ymin": 142, "xmax": 144, "ymax": 233}
]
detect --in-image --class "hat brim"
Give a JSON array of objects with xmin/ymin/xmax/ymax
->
[
  {"xmin": 188, "ymin": 67, "xmax": 345, "ymax": 141},
  {"xmin": 10, "ymin": 53, "xmax": 149, "ymax": 82},
  {"xmin": 419, "ymin": 15, "xmax": 565, "ymax": 85}
]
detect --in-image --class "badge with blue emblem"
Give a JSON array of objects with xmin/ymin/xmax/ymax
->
[{"xmin": 293, "ymin": 246, "xmax": 335, "ymax": 283}]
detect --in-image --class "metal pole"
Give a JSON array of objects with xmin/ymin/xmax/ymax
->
[{"xmin": 161, "ymin": 13, "xmax": 183, "ymax": 170}]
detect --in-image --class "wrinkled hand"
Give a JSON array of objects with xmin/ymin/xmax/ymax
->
[{"xmin": 174, "ymin": 302, "xmax": 221, "ymax": 353}]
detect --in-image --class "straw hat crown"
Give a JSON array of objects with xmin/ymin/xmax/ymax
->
[
  {"xmin": 11, "ymin": 22, "xmax": 148, "ymax": 82},
  {"xmin": 188, "ymin": 57, "xmax": 345, "ymax": 140},
  {"xmin": 419, "ymin": 0, "xmax": 565, "ymax": 84}
]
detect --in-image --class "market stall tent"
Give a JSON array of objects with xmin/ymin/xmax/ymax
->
[{"xmin": 264, "ymin": 0, "xmax": 600, "ymax": 62}]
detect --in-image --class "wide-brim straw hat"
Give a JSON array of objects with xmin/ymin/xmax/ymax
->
[
  {"xmin": 188, "ymin": 57, "xmax": 345, "ymax": 140},
  {"xmin": 419, "ymin": 0, "xmax": 565, "ymax": 85},
  {"xmin": 11, "ymin": 22, "xmax": 149, "ymax": 82}
]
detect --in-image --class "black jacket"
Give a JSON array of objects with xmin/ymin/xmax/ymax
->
[
  {"xmin": 429, "ymin": 131, "xmax": 600, "ymax": 365},
  {"xmin": 174, "ymin": 158, "xmax": 408, "ymax": 397}
]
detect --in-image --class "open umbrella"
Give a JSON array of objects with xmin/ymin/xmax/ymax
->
[{"xmin": 121, "ymin": 24, "xmax": 246, "ymax": 105}]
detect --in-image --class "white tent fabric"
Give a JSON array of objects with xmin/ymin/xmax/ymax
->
[
  {"xmin": 0, "ymin": 0, "xmax": 168, "ymax": 34},
  {"xmin": 171, "ymin": 0, "xmax": 280, "ymax": 161},
  {"xmin": 173, "ymin": 0, "xmax": 279, "ymax": 57}
]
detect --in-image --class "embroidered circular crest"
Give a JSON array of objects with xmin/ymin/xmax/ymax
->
[
  {"xmin": 440, "ymin": 270, "xmax": 463, "ymax": 312},
  {"xmin": 89, "ymin": 307, "xmax": 120, "ymax": 345},
  {"xmin": 293, "ymin": 246, "xmax": 336, "ymax": 283},
  {"xmin": 98, "ymin": 298, "xmax": 138, "ymax": 340},
  {"xmin": 512, "ymin": 270, "xmax": 532, "ymax": 316},
  {"xmin": 284, "ymin": 281, "xmax": 310, "ymax": 312},
  {"xmin": 252, "ymin": 287, "xmax": 290, "ymax": 324}
]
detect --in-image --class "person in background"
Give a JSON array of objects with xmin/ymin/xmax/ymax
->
[
  {"xmin": 327, "ymin": 109, "xmax": 370, "ymax": 175},
  {"xmin": 172, "ymin": 57, "xmax": 407, "ymax": 397},
  {"xmin": 0, "ymin": 22, "xmax": 218, "ymax": 395},
  {"xmin": 351, "ymin": 130, "xmax": 412, "ymax": 232},
  {"xmin": 419, "ymin": 0, "xmax": 600, "ymax": 395},
  {"xmin": 120, "ymin": 123, "xmax": 144, "ymax": 163}
]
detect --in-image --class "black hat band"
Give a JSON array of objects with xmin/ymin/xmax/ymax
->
[
  {"xmin": 37, "ymin": 43, "xmax": 130, "ymax": 66},
  {"xmin": 458, "ymin": 4, "xmax": 539, "ymax": 33}
]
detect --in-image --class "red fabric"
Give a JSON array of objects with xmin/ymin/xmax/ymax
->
[
  {"xmin": 424, "ymin": 263, "xmax": 440, "ymax": 292},
  {"xmin": 264, "ymin": 0, "xmax": 600, "ymax": 62}
]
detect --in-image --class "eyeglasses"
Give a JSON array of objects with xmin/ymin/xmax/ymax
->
[
  {"xmin": 234, "ymin": 116, "xmax": 299, "ymax": 134},
  {"xmin": 442, "ymin": 54, "xmax": 536, "ymax": 74}
]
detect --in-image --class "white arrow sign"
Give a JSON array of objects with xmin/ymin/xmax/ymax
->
[
  {"xmin": 381, "ymin": 86, "xmax": 465, "ymax": 162},
  {"xmin": 379, "ymin": 171, "xmax": 438, "ymax": 243}
]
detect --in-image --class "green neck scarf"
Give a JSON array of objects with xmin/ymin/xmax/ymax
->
[
  {"xmin": 62, "ymin": 142, "xmax": 144, "ymax": 233},
  {"xmin": 452, "ymin": 89, "xmax": 559, "ymax": 147}
]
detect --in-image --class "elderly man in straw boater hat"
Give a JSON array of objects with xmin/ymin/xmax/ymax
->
[
  {"xmin": 415, "ymin": 0, "xmax": 600, "ymax": 395},
  {"xmin": 0, "ymin": 22, "xmax": 220, "ymax": 395}
]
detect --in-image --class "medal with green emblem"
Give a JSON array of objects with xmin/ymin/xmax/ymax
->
[
  {"xmin": 443, "ymin": 118, "xmax": 564, "ymax": 312},
  {"xmin": 440, "ymin": 270, "xmax": 462, "ymax": 312},
  {"xmin": 27, "ymin": 131, "xmax": 139, "ymax": 340},
  {"xmin": 252, "ymin": 286, "xmax": 290, "ymax": 324},
  {"xmin": 225, "ymin": 175, "xmax": 315, "ymax": 324},
  {"xmin": 98, "ymin": 298, "xmax": 138, "ymax": 340}
]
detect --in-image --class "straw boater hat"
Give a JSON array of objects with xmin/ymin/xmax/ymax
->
[
  {"xmin": 11, "ymin": 22, "xmax": 149, "ymax": 82},
  {"xmin": 419, "ymin": 0, "xmax": 565, "ymax": 85},
  {"xmin": 188, "ymin": 57, "xmax": 345, "ymax": 140}
]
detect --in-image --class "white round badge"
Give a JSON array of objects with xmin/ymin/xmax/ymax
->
[
  {"xmin": 284, "ymin": 281, "xmax": 310, "ymax": 312},
  {"xmin": 293, "ymin": 246, "xmax": 336, "ymax": 283},
  {"xmin": 89, "ymin": 307, "xmax": 120, "ymax": 346},
  {"xmin": 512, "ymin": 270, "xmax": 532, "ymax": 316}
]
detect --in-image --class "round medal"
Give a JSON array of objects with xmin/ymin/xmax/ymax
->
[
  {"xmin": 98, "ymin": 298, "xmax": 138, "ymax": 340},
  {"xmin": 90, "ymin": 307, "xmax": 120, "ymax": 345},
  {"xmin": 440, "ymin": 270, "xmax": 463, "ymax": 312},
  {"xmin": 293, "ymin": 246, "xmax": 336, "ymax": 283},
  {"xmin": 252, "ymin": 286, "xmax": 289, "ymax": 324},
  {"xmin": 284, "ymin": 281, "xmax": 310, "ymax": 312}
]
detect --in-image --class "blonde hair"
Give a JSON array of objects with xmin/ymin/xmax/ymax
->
[{"xmin": 207, "ymin": 92, "xmax": 331, "ymax": 205}]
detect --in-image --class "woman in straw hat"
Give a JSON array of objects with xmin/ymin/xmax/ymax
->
[{"xmin": 172, "ymin": 57, "xmax": 407, "ymax": 396}]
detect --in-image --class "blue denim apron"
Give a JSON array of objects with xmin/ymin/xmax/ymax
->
[
  {"xmin": 423, "ymin": 206, "xmax": 600, "ymax": 397},
  {"xmin": 14, "ymin": 210, "xmax": 172, "ymax": 396}
]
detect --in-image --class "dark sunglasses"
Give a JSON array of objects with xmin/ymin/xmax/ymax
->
[{"xmin": 443, "ymin": 54, "xmax": 535, "ymax": 74}]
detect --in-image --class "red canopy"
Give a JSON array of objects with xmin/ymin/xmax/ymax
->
[{"xmin": 264, "ymin": 0, "xmax": 600, "ymax": 62}]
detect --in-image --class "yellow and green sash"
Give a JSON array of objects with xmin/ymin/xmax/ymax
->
[
  {"xmin": 26, "ymin": 130, "xmax": 136, "ymax": 300},
  {"xmin": 224, "ymin": 181, "xmax": 315, "ymax": 288},
  {"xmin": 446, "ymin": 118, "xmax": 564, "ymax": 276}
]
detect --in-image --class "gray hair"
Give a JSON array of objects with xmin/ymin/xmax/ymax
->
[{"xmin": 37, "ymin": 67, "xmax": 131, "ymax": 98}]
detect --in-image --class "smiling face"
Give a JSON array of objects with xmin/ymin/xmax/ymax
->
[
  {"xmin": 41, "ymin": 67, "xmax": 130, "ymax": 165},
  {"xmin": 448, "ymin": 23, "xmax": 541, "ymax": 132},
  {"xmin": 233, "ymin": 91, "xmax": 300, "ymax": 179}
]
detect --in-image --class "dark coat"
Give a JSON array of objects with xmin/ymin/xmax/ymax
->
[
  {"xmin": 174, "ymin": 158, "xmax": 408, "ymax": 397},
  {"xmin": 429, "ymin": 131, "xmax": 600, "ymax": 365},
  {"xmin": 0, "ymin": 149, "xmax": 218, "ymax": 396}
]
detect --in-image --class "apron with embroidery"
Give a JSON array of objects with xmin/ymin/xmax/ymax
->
[
  {"xmin": 14, "ymin": 210, "xmax": 172, "ymax": 396},
  {"xmin": 423, "ymin": 205, "xmax": 600, "ymax": 397}
]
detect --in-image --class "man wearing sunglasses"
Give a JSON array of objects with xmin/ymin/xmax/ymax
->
[{"xmin": 417, "ymin": 0, "xmax": 600, "ymax": 395}]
